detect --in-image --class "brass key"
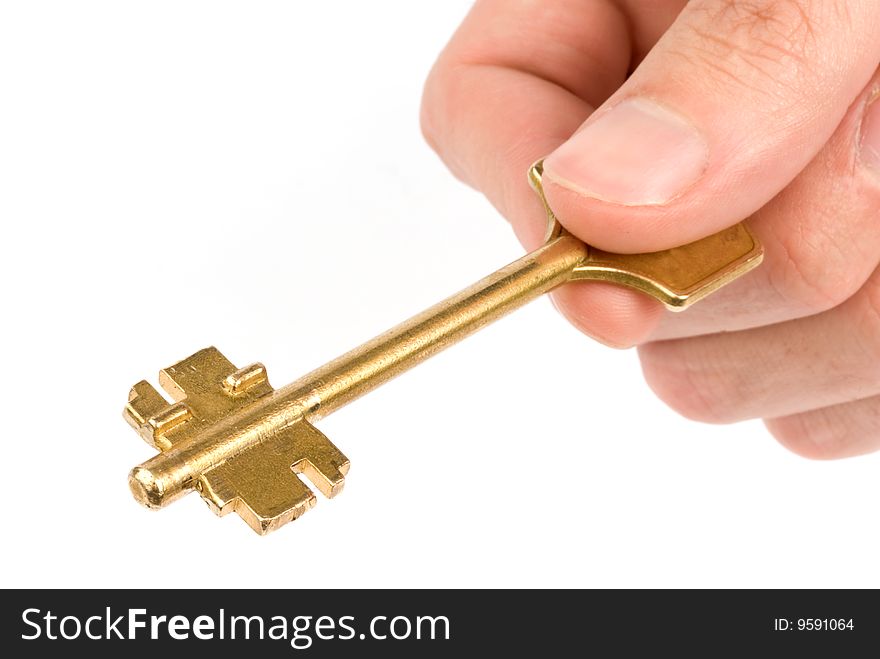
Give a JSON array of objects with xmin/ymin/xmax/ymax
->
[{"xmin": 124, "ymin": 161, "xmax": 762, "ymax": 534}]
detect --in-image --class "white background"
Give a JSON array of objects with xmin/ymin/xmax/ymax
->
[{"xmin": 1, "ymin": 1, "xmax": 876, "ymax": 589}]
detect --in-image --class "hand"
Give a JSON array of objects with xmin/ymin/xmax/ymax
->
[{"xmin": 421, "ymin": 0, "xmax": 880, "ymax": 458}]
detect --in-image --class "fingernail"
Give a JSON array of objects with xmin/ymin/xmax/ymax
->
[
  {"xmin": 543, "ymin": 98, "xmax": 709, "ymax": 206},
  {"xmin": 860, "ymin": 93, "xmax": 880, "ymax": 172}
]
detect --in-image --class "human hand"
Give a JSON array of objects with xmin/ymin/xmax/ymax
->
[{"xmin": 421, "ymin": 0, "xmax": 880, "ymax": 458}]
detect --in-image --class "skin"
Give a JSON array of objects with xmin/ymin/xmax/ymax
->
[{"xmin": 421, "ymin": 0, "xmax": 880, "ymax": 459}]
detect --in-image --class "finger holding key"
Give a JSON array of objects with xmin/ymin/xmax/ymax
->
[
  {"xmin": 422, "ymin": 0, "xmax": 666, "ymax": 346},
  {"xmin": 423, "ymin": 1, "xmax": 880, "ymax": 346},
  {"xmin": 541, "ymin": 0, "xmax": 880, "ymax": 253},
  {"xmin": 653, "ymin": 67, "xmax": 880, "ymax": 339},
  {"xmin": 422, "ymin": 0, "xmax": 880, "ymax": 460}
]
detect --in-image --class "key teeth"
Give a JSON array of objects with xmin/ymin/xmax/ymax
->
[
  {"xmin": 194, "ymin": 420, "xmax": 349, "ymax": 535},
  {"xmin": 125, "ymin": 349, "xmax": 348, "ymax": 535},
  {"xmin": 223, "ymin": 363, "xmax": 271, "ymax": 396},
  {"xmin": 125, "ymin": 348, "xmax": 276, "ymax": 455},
  {"xmin": 240, "ymin": 496, "xmax": 317, "ymax": 536},
  {"xmin": 198, "ymin": 471, "xmax": 316, "ymax": 535},
  {"xmin": 198, "ymin": 462, "xmax": 321, "ymax": 536},
  {"xmin": 157, "ymin": 346, "xmax": 238, "ymax": 402},
  {"xmin": 196, "ymin": 470, "xmax": 237, "ymax": 517},
  {"xmin": 124, "ymin": 381, "xmax": 165, "ymax": 428},
  {"xmin": 295, "ymin": 456, "xmax": 350, "ymax": 499},
  {"xmin": 124, "ymin": 380, "xmax": 192, "ymax": 449}
]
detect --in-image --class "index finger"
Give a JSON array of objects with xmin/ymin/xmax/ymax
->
[{"xmin": 421, "ymin": 0, "xmax": 665, "ymax": 346}]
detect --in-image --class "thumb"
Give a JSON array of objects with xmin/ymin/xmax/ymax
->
[{"xmin": 542, "ymin": 0, "xmax": 880, "ymax": 253}]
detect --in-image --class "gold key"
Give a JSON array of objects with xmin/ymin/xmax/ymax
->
[{"xmin": 123, "ymin": 161, "xmax": 762, "ymax": 535}]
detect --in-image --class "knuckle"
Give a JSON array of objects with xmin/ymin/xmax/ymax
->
[
  {"xmin": 690, "ymin": 0, "xmax": 819, "ymax": 57},
  {"xmin": 760, "ymin": 91, "xmax": 880, "ymax": 316},
  {"xmin": 638, "ymin": 343, "xmax": 737, "ymax": 424},
  {"xmin": 764, "ymin": 208, "xmax": 866, "ymax": 314}
]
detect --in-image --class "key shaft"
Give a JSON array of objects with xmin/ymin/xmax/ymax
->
[{"xmin": 130, "ymin": 233, "xmax": 588, "ymax": 508}]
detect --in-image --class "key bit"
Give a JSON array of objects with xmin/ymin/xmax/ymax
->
[
  {"xmin": 125, "ymin": 348, "xmax": 349, "ymax": 534},
  {"xmin": 123, "ymin": 160, "xmax": 762, "ymax": 534}
]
